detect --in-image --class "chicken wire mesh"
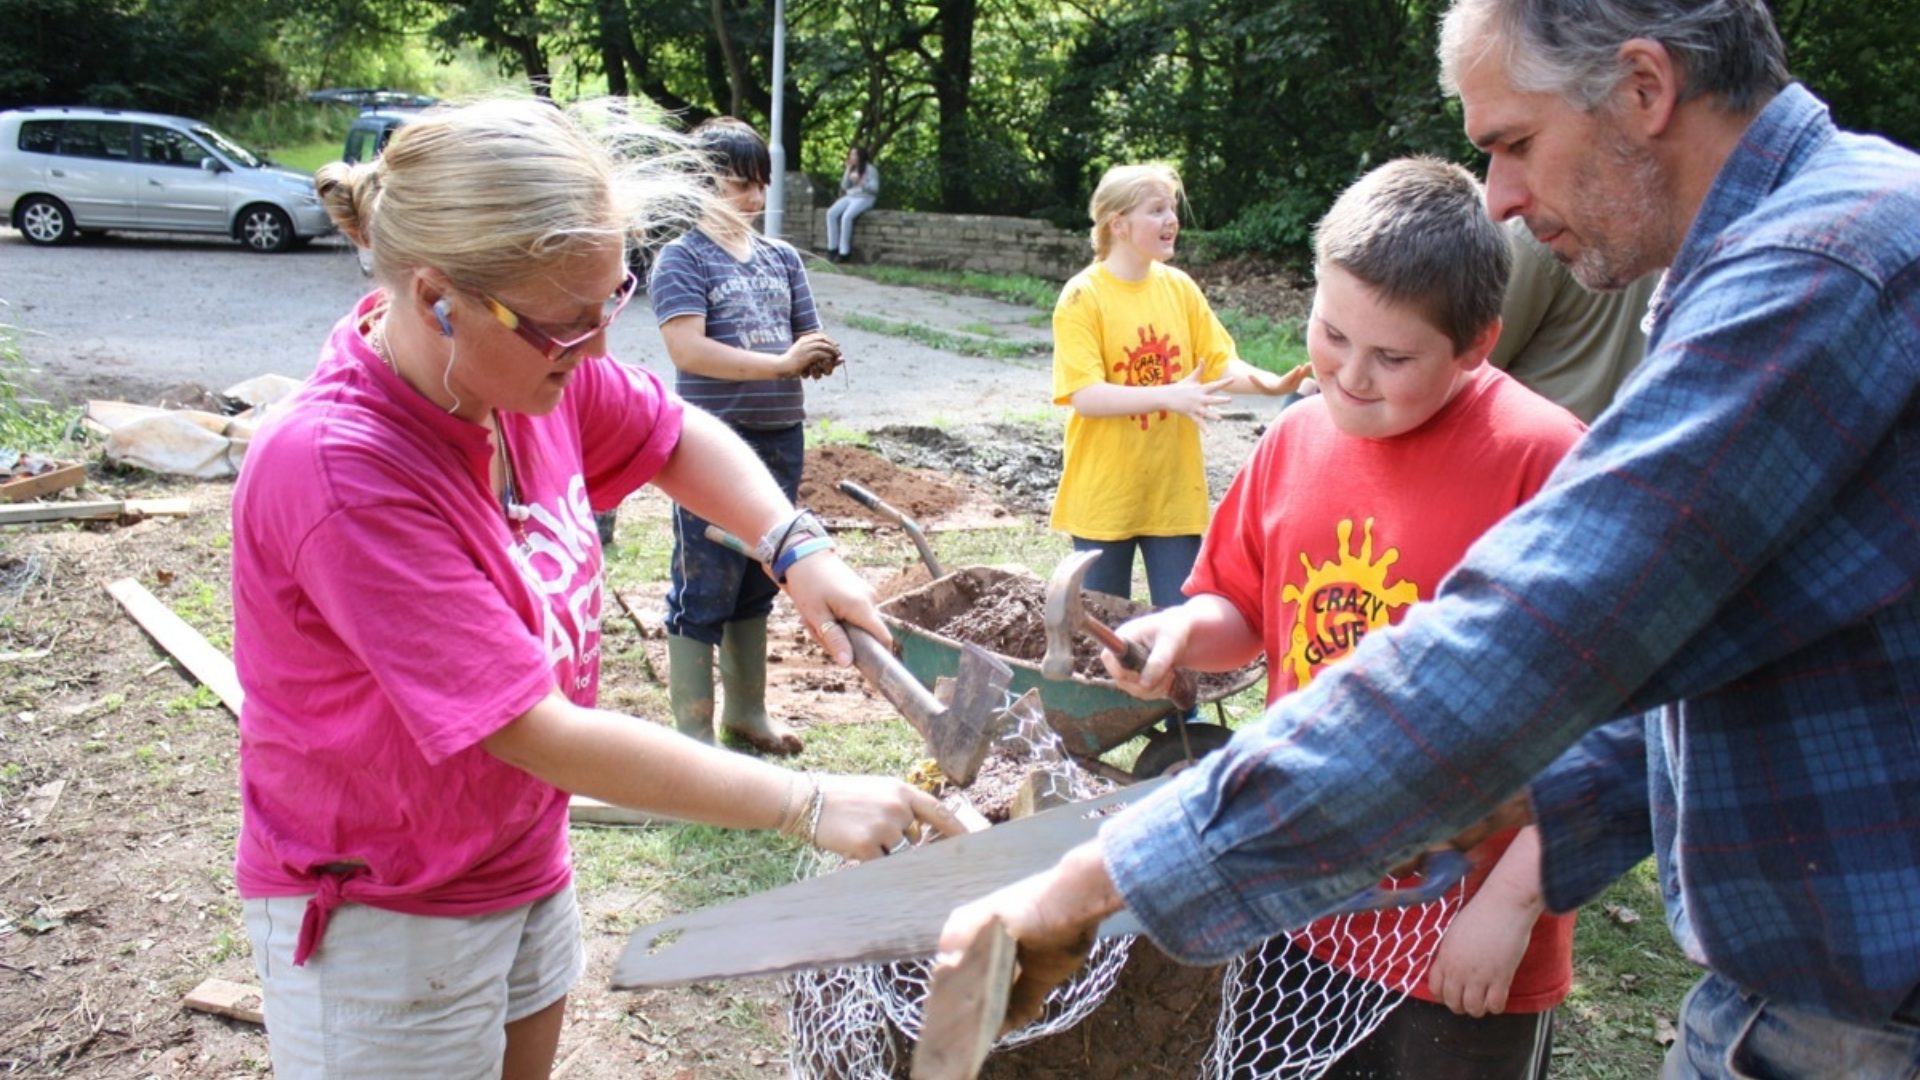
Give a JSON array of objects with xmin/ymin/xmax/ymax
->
[
  {"xmin": 784, "ymin": 687, "xmax": 1134, "ymax": 1080},
  {"xmin": 784, "ymin": 685, "xmax": 1464, "ymax": 1080}
]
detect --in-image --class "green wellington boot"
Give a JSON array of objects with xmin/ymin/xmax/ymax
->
[
  {"xmin": 718, "ymin": 616, "xmax": 803, "ymax": 756},
  {"xmin": 666, "ymin": 634, "xmax": 717, "ymax": 744}
]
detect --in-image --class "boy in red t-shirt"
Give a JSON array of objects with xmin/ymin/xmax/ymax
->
[{"xmin": 1105, "ymin": 157, "xmax": 1587, "ymax": 1079}]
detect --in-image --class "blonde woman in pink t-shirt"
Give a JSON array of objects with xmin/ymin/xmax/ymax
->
[{"xmin": 232, "ymin": 97, "xmax": 958, "ymax": 1080}]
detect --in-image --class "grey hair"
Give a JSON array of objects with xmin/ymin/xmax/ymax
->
[
  {"xmin": 1313, "ymin": 157, "xmax": 1511, "ymax": 353},
  {"xmin": 1439, "ymin": 0, "xmax": 1788, "ymax": 114},
  {"xmin": 315, "ymin": 95, "xmax": 713, "ymax": 292}
]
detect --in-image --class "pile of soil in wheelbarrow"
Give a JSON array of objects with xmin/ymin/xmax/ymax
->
[{"xmin": 904, "ymin": 571, "xmax": 1252, "ymax": 698}]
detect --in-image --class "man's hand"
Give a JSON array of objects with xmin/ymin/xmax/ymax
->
[{"xmin": 936, "ymin": 839, "xmax": 1123, "ymax": 1033}]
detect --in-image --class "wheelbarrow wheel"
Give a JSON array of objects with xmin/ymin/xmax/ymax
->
[{"xmin": 1132, "ymin": 722, "xmax": 1234, "ymax": 779}]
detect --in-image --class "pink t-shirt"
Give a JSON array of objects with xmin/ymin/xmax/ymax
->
[{"xmin": 231, "ymin": 293, "xmax": 684, "ymax": 962}]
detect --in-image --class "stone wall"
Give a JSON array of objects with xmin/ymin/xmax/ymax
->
[{"xmin": 777, "ymin": 172, "xmax": 1087, "ymax": 282}]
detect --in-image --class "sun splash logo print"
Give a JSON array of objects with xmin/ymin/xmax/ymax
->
[
  {"xmin": 1278, "ymin": 518, "xmax": 1419, "ymax": 688},
  {"xmin": 1114, "ymin": 324, "xmax": 1187, "ymax": 430}
]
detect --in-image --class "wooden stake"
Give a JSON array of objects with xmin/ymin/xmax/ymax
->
[
  {"xmin": 912, "ymin": 917, "xmax": 1016, "ymax": 1080},
  {"xmin": 0, "ymin": 497, "xmax": 191, "ymax": 526},
  {"xmin": 0, "ymin": 463, "xmax": 85, "ymax": 502}
]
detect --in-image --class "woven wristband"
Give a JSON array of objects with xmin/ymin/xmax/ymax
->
[{"xmin": 773, "ymin": 536, "xmax": 837, "ymax": 584}]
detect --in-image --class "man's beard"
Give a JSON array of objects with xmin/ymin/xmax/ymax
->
[{"xmin": 1564, "ymin": 133, "xmax": 1670, "ymax": 292}]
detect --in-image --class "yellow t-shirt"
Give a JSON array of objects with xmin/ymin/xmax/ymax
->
[{"xmin": 1050, "ymin": 262, "xmax": 1234, "ymax": 539}]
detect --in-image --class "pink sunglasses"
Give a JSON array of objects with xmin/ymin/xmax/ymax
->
[{"xmin": 468, "ymin": 270, "xmax": 639, "ymax": 362}]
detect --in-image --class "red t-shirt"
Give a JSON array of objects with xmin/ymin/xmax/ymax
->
[{"xmin": 1189, "ymin": 364, "xmax": 1585, "ymax": 1011}]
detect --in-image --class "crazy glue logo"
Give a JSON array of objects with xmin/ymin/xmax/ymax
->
[
  {"xmin": 506, "ymin": 473, "xmax": 604, "ymax": 690},
  {"xmin": 1278, "ymin": 518, "xmax": 1418, "ymax": 688},
  {"xmin": 1114, "ymin": 324, "xmax": 1186, "ymax": 430}
]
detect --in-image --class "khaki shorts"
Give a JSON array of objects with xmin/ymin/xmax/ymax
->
[{"xmin": 244, "ymin": 886, "xmax": 583, "ymax": 1080}]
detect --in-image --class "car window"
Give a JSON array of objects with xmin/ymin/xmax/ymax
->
[
  {"xmin": 58, "ymin": 120, "xmax": 134, "ymax": 161},
  {"xmin": 190, "ymin": 125, "xmax": 264, "ymax": 169},
  {"xmin": 344, "ymin": 125, "xmax": 374, "ymax": 164},
  {"xmin": 18, "ymin": 120, "xmax": 60, "ymax": 154},
  {"xmin": 138, "ymin": 125, "xmax": 215, "ymax": 169}
]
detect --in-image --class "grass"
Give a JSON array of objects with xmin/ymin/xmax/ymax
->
[
  {"xmin": 830, "ymin": 261, "xmax": 1307, "ymax": 377},
  {"xmin": 0, "ymin": 322, "xmax": 86, "ymax": 456},
  {"xmin": 268, "ymin": 140, "xmax": 345, "ymax": 175},
  {"xmin": 840, "ymin": 312, "xmax": 1044, "ymax": 363},
  {"xmin": 833, "ymin": 264, "xmax": 1060, "ymax": 310}
]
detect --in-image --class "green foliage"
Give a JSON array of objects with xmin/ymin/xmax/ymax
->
[
  {"xmin": 0, "ymin": 324, "xmax": 82, "ymax": 456},
  {"xmin": 1216, "ymin": 309, "xmax": 1307, "ymax": 375}
]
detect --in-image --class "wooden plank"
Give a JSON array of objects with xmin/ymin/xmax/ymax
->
[
  {"xmin": 107, "ymin": 578, "xmax": 244, "ymax": 716},
  {"xmin": 912, "ymin": 917, "xmax": 1016, "ymax": 1080},
  {"xmin": 184, "ymin": 978, "xmax": 264, "ymax": 1026},
  {"xmin": 568, "ymin": 794, "xmax": 678, "ymax": 827},
  {"xmin": 0, "ymin": 462, "xmax": 85, "ymax": 502},
  {"xmin": 0, "ymin": 497, "xmax": 191, "ymax": 526}
]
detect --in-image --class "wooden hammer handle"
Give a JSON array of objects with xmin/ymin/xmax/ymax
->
[{"xmin": 1081, "ymin": 614, "xmax": 1198, "ymax": 712}]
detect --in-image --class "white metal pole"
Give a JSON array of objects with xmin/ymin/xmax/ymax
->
[{"xmin": 765, "ymin": 0, "xmax": 788, "ymax": 238}]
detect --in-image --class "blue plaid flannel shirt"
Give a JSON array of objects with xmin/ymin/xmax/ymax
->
[{"xmin": 1103, "ymin": 84, "xmax": 1920, "ymax": 1026}]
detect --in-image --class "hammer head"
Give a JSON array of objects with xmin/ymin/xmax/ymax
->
[
  {"xmin": 931, "ymin": 644, "xmax": 1014, "ymax": 786},
  {"xmin": 1041, "ymin": 550, "xmax": 1100, "ymax": 680}
]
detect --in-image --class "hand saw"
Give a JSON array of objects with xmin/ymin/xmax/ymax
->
[{"xmin": 612, "ymin": 776, "xmax": 1467, "ymax": 989}]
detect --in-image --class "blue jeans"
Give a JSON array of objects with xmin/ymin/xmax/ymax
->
[
  {"xmin": 666, "ymin": 423, "xmax": 804, "ymax": 645},
  {"xmin": 1662, "ymin": 973, "xmax": 1920, "ymax": 1079},
  {"xmin": 1068, "ymin": 534, "xmax": 1202, "ymax": 608}
]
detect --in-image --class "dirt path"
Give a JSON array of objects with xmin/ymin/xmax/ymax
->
[{"xmin": 0, "ymin": 226, "xmax": 1292, "ymax": 1079}]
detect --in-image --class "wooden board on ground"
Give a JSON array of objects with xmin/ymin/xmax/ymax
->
[
  {"xmin": 107, "ymin": 577, "xmax": 243, "ymax": 716},
  {"xmin": 568, "ymin": 795, "xmax": 678, "ymax": 827},
  {"xmin": 184, "ymin": 978, "xmax": 264, "ymax": 1025},
  {"xmin": 0, "ymin": 497, "xmax": 191, "ymax": 525},
  {"xmin": 912, "ymin": 917, "xmax": 1016, "ymax": 1080},
  {"xmin": 1, "ymin": 462, "xmax": 86, "ymax": 502}
]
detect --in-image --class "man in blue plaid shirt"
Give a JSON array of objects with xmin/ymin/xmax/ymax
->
[{"xmin": 942, "ymin": 2, "xmax": 1920, "ymax": 1075}]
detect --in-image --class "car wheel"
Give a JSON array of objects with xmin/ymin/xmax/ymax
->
[
  {"xmin": 237, "ymin": 205, "xmax": 294, "ymax": 253},
  {"xmin": 1131, "ymin": 721, "xmax": 1234, "ymax": 779},
  {"xmin": 17, "ymin": 196, "xmax": 76, "ymax": 246}
]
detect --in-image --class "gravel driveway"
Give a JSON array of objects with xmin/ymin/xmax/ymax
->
[
  {"xmin": 0, "ymin": 229, "xmax": 1060, "ymax": 426},
  {"xmin": 0, "ymin": 227, "xmax": 1283, "ymax": 475}
]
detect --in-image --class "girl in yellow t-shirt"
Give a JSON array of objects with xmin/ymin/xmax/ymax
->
[{"xmin": 1051, "ymin": 163, "xmax": 1305, "ymax": 603}]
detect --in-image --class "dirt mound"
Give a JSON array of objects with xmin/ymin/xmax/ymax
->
[
  {"xmin": 1186, "ymin": 255, "xmax": 1315, "ymax": 327},
  {"xmin": 867, "ymin": 424, "xmax": 1062, "ymax": 518},
  {"xmin": 978, "ymin": 943, "xmax": 1226, "ymax": 1078},
  {"xmin": 800, "ymin": 444, "xmax": 982, "ymax": 525}
]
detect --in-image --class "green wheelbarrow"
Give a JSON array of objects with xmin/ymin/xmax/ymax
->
[{"xmin": 877, "ymin": 565, "xmax": 1264, "ymax": 779}]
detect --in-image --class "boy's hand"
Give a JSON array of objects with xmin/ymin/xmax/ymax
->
[
  {"xmin": 1101, "ymin": 610, "xmax": 1190, "ymax": 700},
  {"xmin": 1161, "ymin": 371, "xmax": 1235, "ymax": 422},
  {"xmin": 781, "ymin": 332, "xmax": 843, "ymax": 379},
  {"xmin": 1425, "ymin": 887, "xmax": 1532, "ymax": 1017}
]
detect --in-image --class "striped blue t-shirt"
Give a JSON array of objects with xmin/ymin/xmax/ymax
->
[{"xmin": 647, "ymin": 228, "xmax": 821, "ymax": 428}]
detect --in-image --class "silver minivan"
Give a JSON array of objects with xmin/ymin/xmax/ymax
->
[{"xmin": 0, "ymin": 106, "xmax": 333, "ymax": 253}]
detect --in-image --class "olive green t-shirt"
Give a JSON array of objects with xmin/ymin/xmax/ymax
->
[{"xmin": 1490, "ymin": 219, "xmax": 1660, "ymax": 423}]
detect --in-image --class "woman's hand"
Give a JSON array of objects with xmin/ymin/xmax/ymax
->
[
  {"xmin": 812, "ymin": 775, "xmax": 964, "ymax": 861},
  {"xmin": 782, "ymin": 551, "xmax": 890, "ymax": 666}
]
